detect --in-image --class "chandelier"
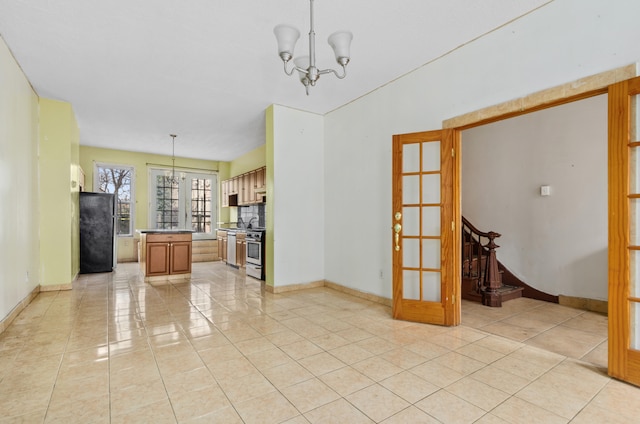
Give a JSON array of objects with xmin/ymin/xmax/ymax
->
[{"xmin": 273, "ymin": 0, "xmax": 353, "ymax": 95}]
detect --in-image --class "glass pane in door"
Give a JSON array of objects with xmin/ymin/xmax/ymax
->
[
  {"xmin": 403, "ymin": 175, "xmax": 420, "ymax": 204},
  {"xmin": 403, "ymin": 207, "xmax": 419, "ymax": 236},
  {"xmin": 422, "ymin": 207, "xmax": 440, "ymax": 236},
  {"xmin": 422, "ymin": 141, "xmax": 440, "ymax": 171},
  {"xmin": 403, "ymin": 239, "xmax": 420, "ymax": 269},
  {"xmin": 422, "ymin": 272, "xmax": 441, "ymax": 302},
  {"xmin": 632, "ymin": 302, "xmax": 640, "ymax": 350},
  {"xmin": 403, "ymin": 270, "xmax": 420, "ymax": 300},
  {"xmin": 404, "ymin": 144, "xmax": 420, "ymax": 173},
  {"xmin": 422, "ymin": 174, "xmax": 441, "ymax": 204}
]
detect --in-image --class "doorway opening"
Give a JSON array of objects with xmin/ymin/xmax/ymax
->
[{"xmin": 458, "ymin": 94, "xmax": 608, "ymax": 364}]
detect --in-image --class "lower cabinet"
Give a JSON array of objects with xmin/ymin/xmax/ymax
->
[
  {"xmin": 236, "ymin": 232, "xmax": 246, "ymax": 268},
  {"xmin": 169, "ymin": 241, "xmax": 192, "ymax": 274},
  {"xmin": 216, "ymin": 230, "xmax": 228, "ymax": 262},
  {"xmin": 140, "ymin": 232, "xmax": 192, "ymax": 281}
]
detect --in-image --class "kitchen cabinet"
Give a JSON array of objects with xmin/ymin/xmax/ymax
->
[
  {"xmin": 229, "ymin": 177, "xmax": 238, "ymax": 195},
  {"xmin": 139, "ymin": 231, "xmax": 192, "ymax": 283},
  {"xmin": 239, "ymin": 172, "xmax": 255, "ymax": 206},
  {"xmin": 221, "ymin": 180, "xmax": 229, "ymax": 208},
  {"xmin": 236, "ymin": 232, "xmax": 246, "ymax": 267},
  {"xmin": 254, "ymin": 167, "xmax": 266, "ymax": 193},
  {"xmin": 221, "ymin": 166, "xmax": 266, "ymax": 207},
  {"xmin": 216, "ymin": 230, "xmax": 228, "ymax": 262}
]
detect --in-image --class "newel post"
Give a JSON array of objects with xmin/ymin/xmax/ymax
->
[{"xmin": 481, "ymin": 231, "xmax": 502, "ymax": 307}]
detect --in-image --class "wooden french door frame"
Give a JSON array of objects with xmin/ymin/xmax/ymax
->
[
  {"xmin": 391, "ymin": 129, "xmax": 461, "ymax": 326},
  {"xmin": 608, "ymin": 76, "xmax": 640, "ymax": 387},
  {"xmin": 391, "ymin": 71, "xmax": 640, "ymax": 388}
]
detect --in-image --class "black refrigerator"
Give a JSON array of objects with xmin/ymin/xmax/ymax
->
[{"xmin": 80, "ymin": 192, "xmax": 116, "ymax": 273}]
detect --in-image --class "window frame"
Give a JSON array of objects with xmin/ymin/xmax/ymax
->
[{"xmin": 93, "ymin": 162, "xmax": 135, "ymax": 237}]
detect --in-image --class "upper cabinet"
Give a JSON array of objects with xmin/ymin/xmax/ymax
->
[{"xmin": 222, "ymin": 166, "xmax": 266, "ymax": 207}]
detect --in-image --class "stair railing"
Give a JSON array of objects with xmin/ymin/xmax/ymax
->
[{"xmin": 461, "ymin": 217, "xmax": 502, "ymax": 306}]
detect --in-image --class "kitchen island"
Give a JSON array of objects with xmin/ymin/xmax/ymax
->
[{"xmin": 138, "ymin": 230, "xmax": 193, "ymax": 284}]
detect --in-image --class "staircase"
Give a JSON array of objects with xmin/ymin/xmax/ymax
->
[{"xmin": 462, "ymin": 217, "xmax": 523, "ymax": 307}]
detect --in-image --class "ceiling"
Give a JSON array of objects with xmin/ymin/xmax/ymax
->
[{"xmin": 0, "ymin": 0, "xmax": 552, "ymax": 161}]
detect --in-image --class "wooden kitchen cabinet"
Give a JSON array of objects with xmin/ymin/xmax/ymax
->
[
  {"xmin": 236, "ymin": 232, "xmax": 246, "ymax": 267},
  {"xmin": 254, "ymin": 167, "xmax": 266, "ymax": 192},
  {"xmin": 229, "ymin": 177, "xmax": 238, "ymax": 195},
  {"xmin": 221, "ymin": 180, "xmax": 229, "ymax": 207},
  {"xmin": 139, "ymin": 232, "xmax": 192, "ymax": 283},
  {"xmin": 221, "ymin": 166, "xmax": 266, "ymax": 207},
  {"xmin": 170, "ymin": 241, "xmax": 192, "ymax": 274},
  {"xmin": 239, "ymin": 172, "xmax": 255, "ymax": 206},
  {"xmin": 216, "ymin": 230, "xmax": 228, "ymax": 262}
]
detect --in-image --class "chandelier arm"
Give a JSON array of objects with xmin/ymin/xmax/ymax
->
[
  {"xmin": 283, "ymin": 60, "xmax": 313, "ymax": 77},
  {"xmin": 317, "ymin": 65, "xmax": 347, "ymax": 79},
  {"xmin": 283, "ymin": 61, "xmax": 297, "ymax": 76}
]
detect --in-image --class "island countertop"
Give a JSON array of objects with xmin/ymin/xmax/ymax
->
[{"xmin": 136, "ymin": 229, "xmax": 195, "ymax": 234}]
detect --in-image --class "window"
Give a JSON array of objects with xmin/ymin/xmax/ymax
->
[
  {"xmin": 149, "ymin": 169, "xmax": 217, "ymax": 239},
  {"xmin": 94, "ymin": 163, "xmax": 134, "ymax": 236}
]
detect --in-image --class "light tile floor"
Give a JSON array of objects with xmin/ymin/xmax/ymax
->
[{"xmin": 0, "ymin": 262, "xmax": 638, "ymax": 423}]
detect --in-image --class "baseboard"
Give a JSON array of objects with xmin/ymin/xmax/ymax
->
[
  {"xmin": 264, "ymin": 280, "xmax": 325, "ymax": 293},
  {"xmin": 0, "ymin": 285, "xmax": 40, "ymax": 335},
  {"xmin": 145, "ymin": 273, "xmax": 192, "ymax": 286},
  {"xmin": 324, "ymin": 280, "xmax": 392, "ymax": 306},
  {"xmin": 263, "ymin": 278, "xmax": 392, "ymax": 307},
  {"xmin": 558, "ymin": 295, "xmax": 608, "ymax": 315},
  {"xmin": 39, "ymin": 283, "xmax": 73, "ymax": 292}
]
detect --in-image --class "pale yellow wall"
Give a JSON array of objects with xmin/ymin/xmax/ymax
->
[
  {"xmin": 39, "ymin": 98, "xmax": 79, "ymax": 288},
  {"xmin": 265, "ymin": 107, "xmax": 274, "ymax": 286},
  {"xmin": 70, "ymin": 116, "xmax": 81, "ymax": 277},
  {"xmin": 226, "ymin": 144, "xmax": 267, "ymax": 225},
  {"xmin": 229, "ymin": 144, "xmax": 266, "ymax": 176},
  {"xmin": 79, "ymin": 146, "xmax": 225, "ymax": 257},
  {"xmin": 0, "ymin": 37, "xmax": 40, "ymax": 320}
]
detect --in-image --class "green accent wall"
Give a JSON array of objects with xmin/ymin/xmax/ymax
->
[
  {"xmin": 39, "ymin": 98, "xmax": 80, "ymax": 287},
  {"xmin": 229, "ymin": 144, "xmax": 266, "ymax": 176},
  {"xmin": 265, "ymin": 106, "xmax": 274, "ymax": 287}
]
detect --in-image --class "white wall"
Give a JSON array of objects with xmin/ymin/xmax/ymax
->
[
  {"xmin": 462, "ymin": 95, "xmax": 608, "ymax": 300},
  {"xmin": 0, "ymin": 37, "xmax": 40, "ymax": 320},
  {"xmin": 323, "ymin": 0, "xmax": 640, "ymax": 299},
  {"xmin": 272, "ymin": 105, "xmax": 325, "ymax": 286}
]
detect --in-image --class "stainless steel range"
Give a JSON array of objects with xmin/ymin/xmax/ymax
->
[{"xmin": 245, "ymin": 229, "xmax": 265, "ymax": 280}]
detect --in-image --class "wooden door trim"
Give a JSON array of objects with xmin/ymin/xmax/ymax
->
[{"xmin": 443, "ymin": 64, "xmax": 636, "ymax": 130}]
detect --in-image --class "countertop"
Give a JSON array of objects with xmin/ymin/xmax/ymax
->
[{"xmin": 137, "ymin": 229, "xmax": 195, "ymax": 234}]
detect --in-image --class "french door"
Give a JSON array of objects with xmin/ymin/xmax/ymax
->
[
  {"xmin": 392, "ymin": 129, "xmax": 460, "ymax": 326},
  {"xmin": 609, "ymin": 76, "xmax": 640, "ymax": 386},
  {"xmin": 149, "ymin": 169, "xmax": 217, "ymax": 240}
]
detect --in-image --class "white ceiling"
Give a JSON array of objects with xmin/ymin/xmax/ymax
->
[{"xmin": 0, "ymin": 0, "xmax": 552, "ymax": 161}]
